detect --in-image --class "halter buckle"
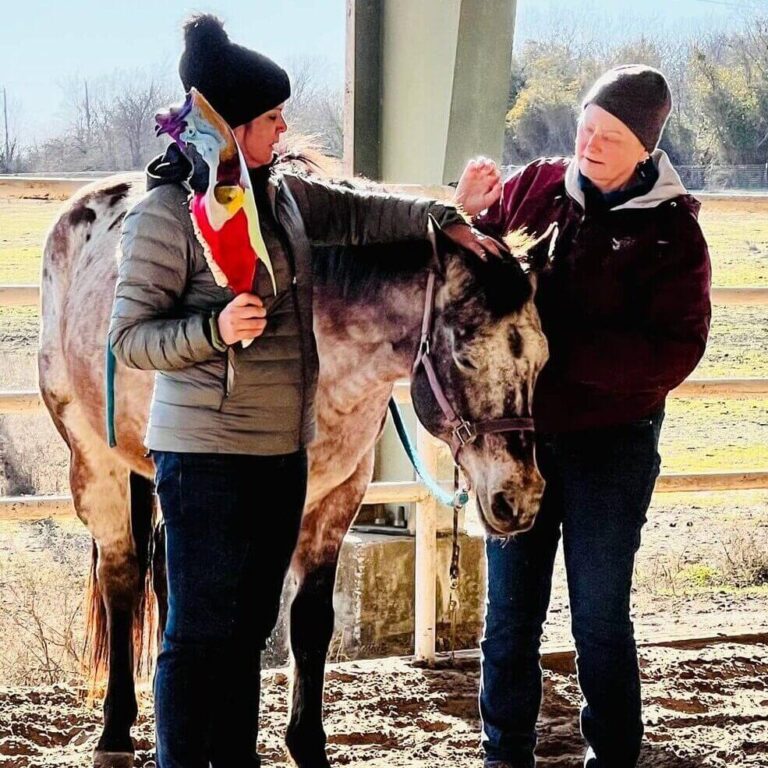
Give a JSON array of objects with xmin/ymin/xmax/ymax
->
[{"xmin": 453, "ymin": 421, "xmax": 476, "ymax": 446}]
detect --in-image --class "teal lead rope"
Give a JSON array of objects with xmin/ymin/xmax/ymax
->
[
  {"xmin": 387, "ymin": 398, "xmax": 469, "ymax": 508},
  {"xmin": 106, "ymin": 344, "xmax": 117, "ymax": 447}
]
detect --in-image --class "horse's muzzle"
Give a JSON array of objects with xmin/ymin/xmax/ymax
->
[{"xmin": 480, "ymin": 482, "xmax": 544, "ymax": 537}]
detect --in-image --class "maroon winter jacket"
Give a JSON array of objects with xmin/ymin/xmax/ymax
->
[{"xmin": 475, "ymin": 152, "xmax": 712, "ymax": 433}]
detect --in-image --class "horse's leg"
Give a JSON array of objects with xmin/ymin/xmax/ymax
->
[
  {"xmin": 67, "ymin": 440, "xmax": 152, "ymax": 768},
  {"xmin": 152, "ymin": 520, "xmax": 168, "ymax": 638},
  {"xmin": 285, "ymin": 450, "xmax": 375, "ymax": 768}
]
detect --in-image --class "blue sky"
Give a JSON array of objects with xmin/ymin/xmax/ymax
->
[{"xmin": 1, "ymin": 0, "xmax": 747, "ymax": 144}]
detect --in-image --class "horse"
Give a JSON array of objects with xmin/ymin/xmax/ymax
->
[{"xmin": 37, "ymin": 152, "xmax": 548, "ymax": 768}]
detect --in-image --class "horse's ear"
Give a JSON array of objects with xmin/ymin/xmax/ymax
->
[
  {"xmin": 428, "ymin": 217, "xmax": 461, "ymax": 274},
  {"xmin": 524, "ymin": 245, "xmax": 551, "ymax": 275}
]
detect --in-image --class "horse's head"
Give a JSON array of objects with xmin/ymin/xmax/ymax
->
[{"xmin": 409, "ymin": 229, "xmax": 548, "ymax": 537}]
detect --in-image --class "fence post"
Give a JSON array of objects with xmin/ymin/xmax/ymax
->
[{"xmin": 414, "ymin": 422, "xmax": 439, "ymax": 664}]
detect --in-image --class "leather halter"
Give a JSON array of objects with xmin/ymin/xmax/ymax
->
[{"xmin": 412, "ymin": 271, "xmax": 535, "ymax": 461}]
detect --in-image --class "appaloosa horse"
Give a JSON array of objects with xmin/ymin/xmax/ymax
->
[{"xmin": 38, "ymin": 156, "xmax": 548, "ymax": 768}]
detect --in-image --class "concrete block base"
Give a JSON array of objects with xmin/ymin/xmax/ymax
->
[{"xmin": 264, "ymin": 532, "xmax": 486, "ymax": 667}]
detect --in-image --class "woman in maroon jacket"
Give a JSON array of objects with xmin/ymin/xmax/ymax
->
[{"xmin": 456, "ymin": 66, "xmax": 711, "ymax": 768}]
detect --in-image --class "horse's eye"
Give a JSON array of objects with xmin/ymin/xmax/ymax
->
[{"xmin": 452, "ymin": 349, "xmax": 479, "ymax": 373}]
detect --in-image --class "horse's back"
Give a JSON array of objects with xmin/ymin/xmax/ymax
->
[
  {"xmin": 38, "ymin": 172, "xmax": 150, "ymax": 466},
  {"xmin": 40, "ymin": 172, "xmax": 143, "ymax": 347}
]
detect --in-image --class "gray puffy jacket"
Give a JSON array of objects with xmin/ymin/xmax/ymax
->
[{"xmin": 108, "ymin": 150, "xmax": 464, "ymax": 455}]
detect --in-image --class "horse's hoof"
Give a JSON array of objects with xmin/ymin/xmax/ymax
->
[
  {"xmin": 286, "ymin": 748, "xmax": 331, "ymax": 768},
  {"xmin": 93, "ymin": 751, "xmax": 135, "ymax": 768},
  {"xmin": 291, "ymin": 758, "xmax": 331, "ymax": 768}
]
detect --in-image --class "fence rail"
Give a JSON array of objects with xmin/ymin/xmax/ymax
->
[
  {"xmin": 4, "ymin": 376, "xmax": 763, "ymax": 416},
  {"xmin": 4, "ymin": 284, "xmax": 768, "ymax": 309},
  {"xmin": 3, "ymin": 468, "xmax": 767, "ymax": 524},
  {"xmin": 0, "ymin": 174, "xmax": 139, "ymax": 201},
  {"xmin": 1, "ymin": 285, "xmax": 42, "ymax": 306},
  {"xmin": 2, "ymin": 221, "xmax": 768, "ymax": 661}
]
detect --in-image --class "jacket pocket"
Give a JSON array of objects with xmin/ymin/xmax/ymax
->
[{"xmin": 155, "ymin": 362, "xmax": 227, "ymax": 409}]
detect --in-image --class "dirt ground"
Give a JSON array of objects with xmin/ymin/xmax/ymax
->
[
  {"xmin": 0, "ymin": 487, "xmax": 766, "ymax": 766},
  {"xmin": 1, "ymin": 637, "xmax": 767, "ymax": 768}
]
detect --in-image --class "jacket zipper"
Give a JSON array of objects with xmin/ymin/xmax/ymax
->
[
  {"xmin": 270, "ymin": 183, "xmax": 307, "ymax": 438},
  {"xmin": 221, "ymin": 346, "xmax": 235, "ymax": 405}
]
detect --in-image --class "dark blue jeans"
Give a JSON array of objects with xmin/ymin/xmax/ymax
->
[
  {"xmin": 480, "ymin": 411, "xmax": 663, "ymax": 768},
  {"xmin": 151, "ymin": 449, "xmax": 307, "ymax": 768}
]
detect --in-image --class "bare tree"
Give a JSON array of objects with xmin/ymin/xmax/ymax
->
[
  {"xmin": 27, "ymin": 68, "xmax": 175, "ymax": 172},
  {"xmin": 0, "ymin": 87, "xmax": 20, "ymax": 172},
  {"xmin": 109, "ymin": 72, "xmax": 175, "ymax": 168},
  {"xmin": 690, "ymin": 21, "xmax": 768, "ymax": 165},
  {"xmin": 283, "ymin": 56, "xmax": 344, "ymax": 157}
]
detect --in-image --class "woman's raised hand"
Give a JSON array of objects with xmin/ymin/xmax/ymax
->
[{"xmin": 455, "ymin": 157, "xmax": 502, "ymax": 217}]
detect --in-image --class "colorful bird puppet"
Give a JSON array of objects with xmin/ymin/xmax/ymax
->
[{"xmin": 154, "ymin": 87, "xmax": 276, "ymax": 314}]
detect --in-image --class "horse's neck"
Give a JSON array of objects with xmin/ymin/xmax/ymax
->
[{"xmin": 314, "ymin": 273, "xmax": 429, "ymax": 406}]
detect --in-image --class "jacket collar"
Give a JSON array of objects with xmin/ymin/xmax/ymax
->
[
  {"xmin": 145, "ymin": 143, "xmax": 193, "ymax": 191},
  {"xmin": 564, "ymin": 149, "xmax": 688, "ymax": 211}
]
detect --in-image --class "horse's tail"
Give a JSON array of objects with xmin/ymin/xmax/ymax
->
[
  {"xmin": 84, "ymin": 471, "xmax": 157, "ymax": 690},
  {"xmin": 130, "ymin": 472, "xmax": 157, "ymax": 678},
  {"xmin": 84, "ymin": 539, "xmax": 108, "ymax": 688}
]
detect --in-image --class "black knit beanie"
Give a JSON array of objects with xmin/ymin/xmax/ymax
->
[
  {"xmin": 178, "ymin": 14, "xmax": 291, "ymax": 129},
  {"xmin": 582, "ymin": 65, "xmax": 672, "ymax": 151}
]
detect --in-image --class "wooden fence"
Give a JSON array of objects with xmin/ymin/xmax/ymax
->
[{"xmin": 2, "ymin": 181, "xmax": 767, "ymax": 662}]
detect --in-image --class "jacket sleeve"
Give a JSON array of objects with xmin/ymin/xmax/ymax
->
[
  {"xmin": 282, "ymin": 173, "xmax": 466, "ymax": 246},
  {"xmin": 561, "ymin": 208, "xmax": 712, "ymax": 395},
  {"xmin": 108, "ymin": 194, "xmax": 221, "ymax": 371}
]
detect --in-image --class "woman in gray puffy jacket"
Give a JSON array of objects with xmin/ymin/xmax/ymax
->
[
  {"xmin": 109, "ymin": 16, "xmax": 504, "ymax": 768},
  {"xmin": 109, "ymin": 14, "xmax": 499, "ymax": 768}
]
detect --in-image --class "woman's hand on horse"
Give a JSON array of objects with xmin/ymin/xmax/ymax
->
[
  {"xmin": 217, "ymin": 293, "xmax": 267, "ymax": 345},
  {"xmin": 443, "ymin": 222, "xmax": 507, "ymax": 261},
  {"xmin": 455, "ymin": 156, "xmax": 502, "ymax": 217}
]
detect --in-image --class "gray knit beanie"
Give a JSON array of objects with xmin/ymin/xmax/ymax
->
[{"xmin": 582, "ymin": 65, "xmax": 672, "ymax": 151}]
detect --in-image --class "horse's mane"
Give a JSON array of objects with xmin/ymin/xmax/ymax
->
[
  {"xmin": 273, "ymin": 133, "xmax": 343, "ymax": 178},
  {"xmin": 312, "ymin": 241, "xmax": 434, "ymax": 302},
  {"xmin": 272, "ymin": 135, "xmax": 532, "ymax": 314},
  {"xmin": 272, "ymin": 136, "xmax": 435, "ymax": 302}
]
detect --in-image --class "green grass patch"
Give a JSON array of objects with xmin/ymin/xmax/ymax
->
[
  {"xmin": 0, "ymin": 196, "xmax": 767, "ymax": 285},
  {"xmin": 0, "ymin": 199, "xmax": 63, "ymax": 284},
  {"xmin": 681, "ymin": 563, "xmax": 720, "ymax": 587},
  {"xmin": 699, "ymin": 198, "xmax": 768, "ymax": 286}
]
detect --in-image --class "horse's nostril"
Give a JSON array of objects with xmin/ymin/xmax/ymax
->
[{"xmin": 491, "ymin": 492, "xmax": 517, "ymax": 520}]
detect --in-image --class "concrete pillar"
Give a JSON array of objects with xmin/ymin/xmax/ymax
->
[
  {"xmin": 344, "ymin": 0, "xmax": 517, "ymax": 183},
  {"xmin": 345, "ymin": 0, "xmax": 517, "ymax": 539},
  {"xmin": 345, "ymin": 0, "xmax": 518, "ymax": 531}
]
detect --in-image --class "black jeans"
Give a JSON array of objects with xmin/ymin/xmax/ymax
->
[
  {"xmin": 480, "ymin": 412, "xmax": 664, "ymax": 768},
  {"xmin": 151, "ymin": 449, "xmax": 307, "ymax": 768}
]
